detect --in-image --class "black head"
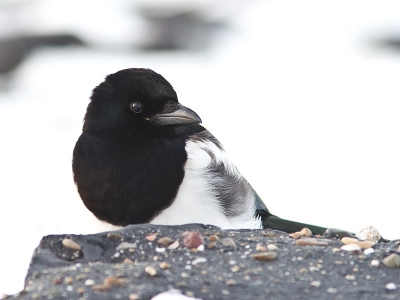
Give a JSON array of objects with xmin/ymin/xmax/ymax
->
[{"xmin": 83, "ymin": 68, "xmax": 201, "ymax": 135}]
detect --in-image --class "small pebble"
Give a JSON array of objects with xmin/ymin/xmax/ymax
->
[
  {"xmin": 332, "ymin": 248, "xmax": 341, "ymax": 253},
  {"xmin": 104, "ymin": 276, "xmax": 126, "ymax": 287},
  {"xmin": 363, "ymin": 248, "xmax": 374, "ymax": 255},
  {"xmin": 181, "ymin": 272, "xmax": 190, "ymax": 278},
  {"xmin": 192, "ymin": 257, "xmax": 207, "ymax": 265},
  {"xmin": 159, "ymin": 262, "xmax": 170, "ymax": 269},
  {"xmin": 157, "ymin": 237, "xmax": 173, "ymax": 247},
  {"xmin": 209, "ymin": 235, "xmax": 219, "ymax": 242},
  {"xmin": 129, "ymin": 293, "xmax": 140, "ymax": 300},
  {"xmin": 230, "ymin": 265, "xmax": 240, "ymax": 273},
  {"xmin": 107, "ymin": 233, "xmax": 123, "ymax": 239},
  {"xmin": 117, "ymin": 242, "xmax": 136, "ymax": 250},
  {"xmin": 266, "ymin": 244, "xmax": 279, "ymax": 251},
  {"xmin": 168, "ymin": 240, "xmax": 180, "ymax": 250},
  {"xmin": 220, "ymin": 238, "xmax": 237, "ymax": 250},
  {"xmin": 146, "ymin": 233, "xmax": 158, "ymax": 242},
  {"xmin": 385, "ymin": 283, "xmax": 397, "ymax": 291},
  {"xmin": 300, "ymin": 228, "xmax": 312, "ymax": 237},
  {"xmin": 262, "ymin": 231, "xmax": 277, "ymax": 237},
  {"xmin": 382, "ymin": 253, "xmax": 400, "ymax": 268},
  {"xmin": 341, "ymin": 244, "xmax": 361, "ymax": 253},
  {"xmin": 289, "ymin": 227, "xmax": 312, "ymax": 239},
  {"xmin": 62, "ymin": 238, "xmax": 81, "ymax": 251},
  {"xmin": 327, "ymin": 288, "xmax": 337, "ymax": 294},
  {"xmin": 295, "ymin": 238, "xmax": 330, "ymax": 246},
  {"xmin": 355, "ymin": 226, "xmax": 381, "ymax": 243},
  {"xmin": 76, "ymin": 287, "xmax": 85, "ymax": 294},
  {"xmin": 53, "ymin": 277, "xmax": 62, "ymax": 285},
  {"xmin": 341, "ymin": 237, "xmax": 375, "ymax": 249},
  {"xmin": 123, "ymin": 258, "xmax": 134, "ymax": 264},
  {"xmin": 197, "ymin": 244, "xmax": 205, "ymax": 251},
  {"xmin": 92, "ymin": 284, "xmax": 110, "ymax": 291},
  {"xmin": 182, "ymin": 231, "xmax": 203, "ymax": 249},
  {"xmin": 310, "ymin": 281, "xmax": 321, "ymax": 288},
  {"xmin": 225, "ymin": 279, "xmax": 237, "ymax": 286},
  {"xmin": 256, "ymin": 244, "xmax": 267, "ymax": 251},
  {"xmin": 345, "ymin": 275, "xmax": 355, "ymax": 281},
  {"xmin": 64, "ymin": 277, "xmax": 73, "ymax": 285},
  {"xmin": 370, "ymin": 260, "xmax": 380, "ymax": 267},
  {"xmin": 289, "ymin": 232, "xmax": 302, "ymax": 239},
  {"xmin": 85, "ymin": 279, "xmax": 95, "ymax": 286},
  {"xmin": 155, "ymin": 247, "xmax": 166, "ymax": 253},
  {"xmin": 250, "ymin": 252, "xmax": 277, "ymax": 261},
  {"xmin": 145, "ymin": 266, "xmax": 157, "ymax": 276},
  {"xmin": 299, "ymin": 268, "xmax": 308, "ymax": 274}
]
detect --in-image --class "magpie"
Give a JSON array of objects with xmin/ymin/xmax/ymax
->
[{"xmin": 73, "ymin": 68, "xmax": 328, "ymax": 234}]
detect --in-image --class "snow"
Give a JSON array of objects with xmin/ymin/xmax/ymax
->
[{"xmin": 1, "ymin": 0, "xmax": 400, "ymax": 295}]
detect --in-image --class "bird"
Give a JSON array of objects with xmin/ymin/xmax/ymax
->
[{"xmin": 73, "ymin": 68, "xmax": 328, "ymax": 234}]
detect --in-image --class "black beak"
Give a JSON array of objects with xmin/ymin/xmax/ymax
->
[{"xmin": 151, "ymin": 100, "xmax": 202, "ymax": 126}]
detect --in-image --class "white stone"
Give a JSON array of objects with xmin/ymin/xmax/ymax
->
[
  {"xmin": 385, "ymin": 283, "xmax": 397, "ymax": 290},
  {"xmin": 363, "ymin": 248, "xmax": 374, "ymax": 255},
  {"xmin": 355, "ymin": 226, "xmax": 381, "ymax": 242}
]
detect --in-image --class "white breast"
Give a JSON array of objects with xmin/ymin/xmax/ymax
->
[{"xmin": 150, "ymin": 139, "xmax": 262, "ymax": 229}]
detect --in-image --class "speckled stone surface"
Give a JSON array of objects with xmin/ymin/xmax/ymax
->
[{"xmin": 7, "ymin": 224, "xmax": 400, "ymax": 300}]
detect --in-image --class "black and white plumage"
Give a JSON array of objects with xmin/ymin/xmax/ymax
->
[{"xmin": 72, "ymin": 68, "xmax": 326, "ymax": 233}]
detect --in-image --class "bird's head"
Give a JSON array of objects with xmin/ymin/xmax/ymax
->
[{"xmin": 83, "ymin": 68, "xmax": 201, "ymax": 135}]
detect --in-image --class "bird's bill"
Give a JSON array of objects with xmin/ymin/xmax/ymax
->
[{"xmin": 151, "ymin": 100, "xmax": 202, "ymax": 126}]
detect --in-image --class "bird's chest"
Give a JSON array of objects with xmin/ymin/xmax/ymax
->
[{"xmin": 73, "ymin": 135, "xmax": 187, "ymax": 225}]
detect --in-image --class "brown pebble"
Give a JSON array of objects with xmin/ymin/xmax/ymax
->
[
  {"xmin": 123, "ymin": 258, "xmax": 134, "ymax": 264},
  {"xmin": 300, "ymin": 228, "xmax": 312, "ymax": 237},
  {"xmin": 261, "ymin": 231, "xmax": 277, "ymax": 237},
  {"xmin": 225, "ymin": 279, "xmax": 237, "ymax": 286},
  {"xmin": 53, "ymin": 277, "xmax": 62, "ymax": 285},
  {"xmin": 209, "ymin": 235, "xmax": 219, "ymax": 242},
  {"xmin": 256, "ymin": 244, "xmax": 267, "ymax": 251},
  {"xmin": 299, "ymin": 268, "xmax": 308, "ymax": 274},
  {"xmin": 295, "ymin": 238, "xmax": 330, "ymax": 246},
  {"xmin": 62, "ymin": 238, "xmax": 81, "ymax": 251},
  {"xmin": 290, "ymin": 227, "xmax": 312, "ymax": 239},
  {"xmin": 157, "ymin": 237, "xmax": 173, "ymax": 247},
  {"xmin": 250, "ymin": 252, "xmax": 277, "ymax": 261},
  {"xmin": 167, "ymin": 240, "xmax": 180, "ymax": 250},
  {"xmin": 76, "ymin": 287, "xmax": 85, "ymax": 294},
  {"xmin": 159, "ymin": 262, "xmax": 170, "ymax": 269},
  {"xmin": 182, "ymin": 231, "xmax": 204, "ymax": 249},
  {"xmin": 289, "ymin": 232, "xmax": 303, "ymax": 239},
  {"xmin": 145, "ymin": 233, "xmax": 158, "ymax": 242},
  {"xmin": 103, "ymin": 276, "xmax": 127, "ymax": 287},
  {"xmin": 129, "ymin": 294, "xmax": 140, "ymax": 300},
  {"xmin": 220, "ymin": 238, "xmax": 237, "ymax": 250},
  {"xmin": 64, "ymin": 277, "xmax": 73, "ymax": 285},
  {"xmin": 382, "ymin": 253, "xmax": 400, "ymax": 268},
  {"xmin": 341, "ymin": 237, "xmax": 375, "ymax": 249},
  {"xmin": 107, "ymin": 233, "xmax": 123, "ymax": 239},
  {"xmin": 92, "ymin": 284, "xmax": 110, "ymax": 291},
  {"xmin": 145, "ymin": 266, "xmax": 157, "ymax": 276}
]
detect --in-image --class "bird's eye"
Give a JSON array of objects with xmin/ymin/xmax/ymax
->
[{"xmin": 130, "ymin": 102, "xmax": 142, "ymax": 113}]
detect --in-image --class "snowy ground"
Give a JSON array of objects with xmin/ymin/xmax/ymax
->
[{"xmin": 1, "ymin": 0, "xmax": 400, "ymax": 295}]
